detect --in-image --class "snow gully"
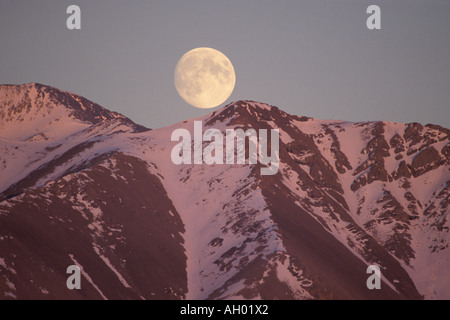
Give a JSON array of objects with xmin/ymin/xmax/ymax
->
[{"xmin": 170, "ymin": 121, "xmax": 280, "ymax": 175}]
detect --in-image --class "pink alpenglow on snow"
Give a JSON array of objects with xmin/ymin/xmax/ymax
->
[
  {"xmin": 170, "ymin": 121, "xmax": 280, "ymax": 175},
  {"xmin": 0, "ymin": 85, "xmax": 449, "ymax": 300}
]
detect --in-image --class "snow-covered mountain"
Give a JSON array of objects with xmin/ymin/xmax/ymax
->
[{"xmin": 0, "ymin": 84, "xmax": 448, "ymax": 300}]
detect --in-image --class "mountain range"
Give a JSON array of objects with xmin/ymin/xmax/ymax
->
[{"xmin": 0, "ymin": 83, "xmax": 448, "ymax": 300}]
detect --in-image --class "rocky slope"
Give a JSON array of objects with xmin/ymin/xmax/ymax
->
[{"xmin": 0, "ymin": 84, "xmax": 448, "ymax": 299}]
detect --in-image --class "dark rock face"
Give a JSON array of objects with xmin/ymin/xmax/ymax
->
[
  {"xmin": 390, "ymin": 133, "xmax": 405, "ymax": 155},
  {"xmin": 410, "ymin": 147, "xmax": 441, "ymax": 177},
  {"xmin": 0, "ymin": 87, "xmax": 449, "ymax": 300},
  {"xmin": 351, "ymin": 122, "xmax": 391, "ymax": 191},
  {"xmin": 0, "ymin": 153, "xmax": 186, "ymax": 299}
]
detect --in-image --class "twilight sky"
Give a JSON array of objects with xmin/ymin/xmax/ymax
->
[{"xmin": 0, "ymin": 0, "xmax": 449, "ymax": 129}]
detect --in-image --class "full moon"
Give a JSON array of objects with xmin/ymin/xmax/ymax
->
[{"xmin": 174, "ymin": 47, "xmax": 236, "ymax": 109}]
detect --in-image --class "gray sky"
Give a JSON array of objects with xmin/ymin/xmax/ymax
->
[{"xmin": 0, "ymin": 0, "xmax": 449, "ymax": 129}]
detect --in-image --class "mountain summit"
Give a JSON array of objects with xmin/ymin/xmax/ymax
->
[
  {"xmin": 0, "ymin": 83, "xmax": 147, "ymax": 140},
  {"xmin": 0, "ymin": 85, "xmax": 448, "ymax": 300}
]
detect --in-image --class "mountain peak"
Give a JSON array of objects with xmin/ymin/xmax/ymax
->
[
  {"xmin": 0, "ymin": 85, "xmax": 449, "ymax": 299},
  {"xmin": 0, "ymin": 83, "xmax": 123, "ymax": 122},
  {"xmin": 222, "ymin": 100, "xmax": 277, "ymax": 114},
  {"xmin": 205, "ymin": 100, "xmax": 310, "ymax": 128},
  {"xmin": 0, "ymin": 83, "xmax": 148, "ymax": 140}
]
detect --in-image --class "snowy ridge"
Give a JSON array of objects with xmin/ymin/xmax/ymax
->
[
  {"xmin": 134, "ymin": 117, "xmax": 313, "ymax": 299},
  {"xmin": 0, "ymin": 84, "xmax": 146, "ymax": 194},
  {"xmin": 0, "ymin": 85, "xmax": 449, "ymax": 299}
]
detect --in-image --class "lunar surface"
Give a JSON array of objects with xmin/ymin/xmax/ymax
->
[{"xmin": 174, "ymin": 47, "xmax": 236, "ymax": 109}]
